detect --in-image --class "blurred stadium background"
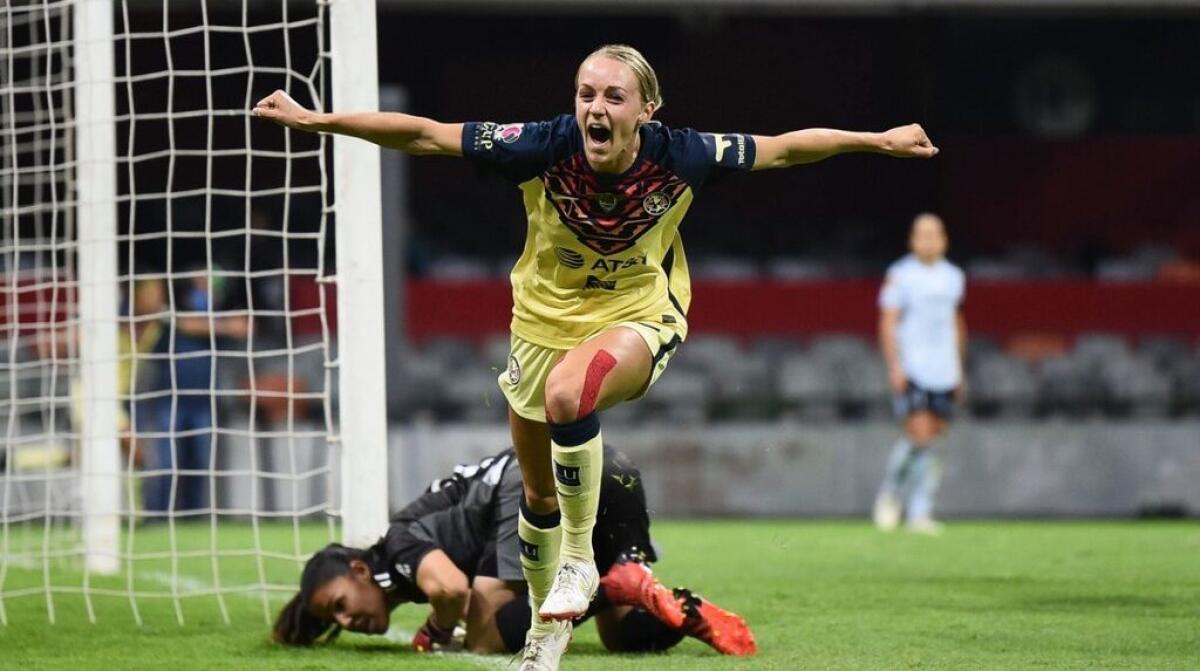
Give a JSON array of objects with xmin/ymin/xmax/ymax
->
[
  {"xmin": 4, "ymin": 0, "xmax": 1199, "ymax": 523},
  {"xmin": 1, "ymin": 0, "xmax": 1198, "ymax": 662}
]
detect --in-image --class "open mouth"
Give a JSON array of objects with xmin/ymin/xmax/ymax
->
[{"xmin": 587, "ymin": 123, "xmax": 612, "ymax": 146}]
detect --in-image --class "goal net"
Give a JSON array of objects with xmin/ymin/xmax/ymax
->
[{"xmin": 1, "ymin": 0, "xmax": 386, "ymax": 625}]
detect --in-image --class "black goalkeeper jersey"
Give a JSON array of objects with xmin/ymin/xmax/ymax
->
[{"xmin": 364, "ymin": 446, "xmax": 653, "ymax": 602}]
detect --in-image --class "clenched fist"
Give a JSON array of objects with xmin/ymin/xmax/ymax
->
[
  {"xmin": 879, "ymin": 123, "xmax": 938, "ymax": 158},
  {"xmin": 252, "ymin": 89, "xmax": 316, "ymax": 130}
]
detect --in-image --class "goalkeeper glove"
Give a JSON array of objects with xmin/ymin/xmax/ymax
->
[{"xmin": 411, "ymin": 615, "xmax": 456, "ymax": 653}]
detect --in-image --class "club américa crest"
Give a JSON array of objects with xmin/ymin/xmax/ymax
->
[
  {"xmin": 643, "ymin": 191, "xmax": 672, "ymax": 216},
  {"xmin": 507, "ymin": 355, "xmax": 521, "ymax": 384}
]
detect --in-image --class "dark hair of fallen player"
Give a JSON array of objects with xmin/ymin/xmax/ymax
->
[{"xmin": 273, "ymin": 543, "xmax": 369, "ymax": 645}]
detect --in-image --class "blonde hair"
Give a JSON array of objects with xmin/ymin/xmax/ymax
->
[{"xmin": 577, "ymin": 44, "xmax": 663, "ymax": 110}]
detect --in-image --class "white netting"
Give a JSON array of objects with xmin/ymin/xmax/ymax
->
[{"xmin": 1, "ymin": 0, "xmax": 343, "ymax": 624}]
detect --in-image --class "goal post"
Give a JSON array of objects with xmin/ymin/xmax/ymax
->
[
  {"xmin": 1, "ymin": 0, "xmax": 391, "ymax": 623},
  {"xmin": 329, "ymin": 0, "xmax": 390, "ymax": 549},
  {"xmin": 75, "ymin": 0, "xmax": 121, "ymax": 578}
]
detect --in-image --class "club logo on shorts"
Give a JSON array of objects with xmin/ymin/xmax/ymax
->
[
  {"xmin": 519, "ymin": 539, "xmax": 539, "ymax": 562},
  {"xmin": 495, "ymin": 123, "xmax": 523, "ymax": 143},
  {"xmin": 643, "ymin": 191, "xmax": 672, "ymax": 216},
  {"xmin": 507, "ymin": 355, "xmax": 521, "ymax": 385},
  {"xmin": 555, "ymin": 246, "xmax": 585, "ymax": 269},
  {"xmin": 554, "ymin": 461, "xmax": 582, "ymax": 487}
]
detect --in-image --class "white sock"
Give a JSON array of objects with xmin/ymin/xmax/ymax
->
[
  {"xmin": 879, "ymin": 438, "xmax": 914, "ymax": 496},
  {"xmin": 905, "ymin": 448, "xmax": 940, "ymax": 522}
]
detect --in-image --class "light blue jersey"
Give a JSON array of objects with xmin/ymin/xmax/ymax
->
[{"xmin": 878, "ymin": 254, "xmax": 965, "ymax": 391}]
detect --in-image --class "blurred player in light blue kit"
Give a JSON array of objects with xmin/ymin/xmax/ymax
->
[{"xmin": 874, "ymin": 213, "xmax": 966, "ymax": 534}]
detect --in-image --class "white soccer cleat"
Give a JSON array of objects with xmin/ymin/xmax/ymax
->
[
  {"xmin": 538, "ymin": 559, "xmax": 599, "ymax": 621},
  {"xmin": 873, "ymin": 492, "xmax": 902, "ymax": 532},
  {"xmin": 907, "ymin": 518, "xmax": 945, "ymax": 536},
  {"xmin": 519, "ymin": 620, "xmax": 572, "ymax": 671}
]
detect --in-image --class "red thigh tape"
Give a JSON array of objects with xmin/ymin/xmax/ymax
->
[{"xmin": 577, "ymin": 349, "xmax": 617, "ymax": 417}]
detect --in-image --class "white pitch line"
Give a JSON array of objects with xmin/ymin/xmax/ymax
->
[{"xmin": 141, "ymin": 570, "xmax": 213, "ymax": 595}]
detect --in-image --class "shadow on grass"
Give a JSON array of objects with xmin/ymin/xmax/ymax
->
[
  {"xmin": 561, "ymin": 640, "xmax": 724, "ymax": 659},
  {"xmin": 256, "ymin": 637, "xmax": 416, "ymax": 656}
]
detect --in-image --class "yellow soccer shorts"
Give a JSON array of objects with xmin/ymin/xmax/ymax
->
[{"xmin": 499, "ymin": 321, "xmax": 682, "ymax": 422}]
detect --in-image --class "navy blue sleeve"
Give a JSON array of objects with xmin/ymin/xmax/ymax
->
[
  {"xmin": 669, "ymin": 127, "xmax": 757, "ymax": 189},
  {"xmin": 461, "ymin": 114, "xmax": 573, "ymax": 183}
]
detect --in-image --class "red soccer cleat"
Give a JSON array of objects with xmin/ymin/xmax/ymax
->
[
  {"xmin": 675, "ymin": 588, "xmax": 758, "ymax": 656},
  {"xmin": 600, "ymin": 556, "xmax": 687, "ymax": 630}
]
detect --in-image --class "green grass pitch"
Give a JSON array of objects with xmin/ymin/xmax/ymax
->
[{"xmin": 1, "ymin": 520, "xmax": 1197, "ymax": 670}]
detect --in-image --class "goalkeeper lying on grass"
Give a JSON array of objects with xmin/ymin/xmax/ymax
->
[{"xmin": 273, "ymin": 445, "xmax": 755, "ymax": 656}]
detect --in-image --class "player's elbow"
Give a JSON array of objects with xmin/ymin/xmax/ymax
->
[
  {"xmin": 427, "ymin": 573, "xmax": 469, "ymax": 605},
  {"xmin": 404, "ymin": 137, "xmax": 440, "ymax": 155},
  {"xmin": 403, "ymin": 119, "xmax": 458, "ymax": 156}
]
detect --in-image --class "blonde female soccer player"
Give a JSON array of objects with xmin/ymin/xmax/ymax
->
[{"xmin": 255, "ymin": 44, "xmax": 937, "ymax": 670}]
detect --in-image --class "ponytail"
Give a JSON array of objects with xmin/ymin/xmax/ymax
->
[{"xmin": 272, "ymin": 543, "xmax": 370, "ymax": 646}]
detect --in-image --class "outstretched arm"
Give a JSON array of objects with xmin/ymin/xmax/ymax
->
[
  {"xmin": 253, "ymin": 89, "xmax": 463, "ymax": 156},
  {"xmin": 752, "ymin": 124, "xmax": 937, "ymax": 170}
]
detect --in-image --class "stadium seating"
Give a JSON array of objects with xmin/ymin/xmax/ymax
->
[
  {"xmin": 408, "ymin": 244, "xmax": 1198, "ymax": 283},
  {"xmin": 2, "ymin": 329, "xmax": 1196, "ymax": 430},
  {"xmin": 380, "ymin": 332, "xmax": 1198, "ymax": 422}
]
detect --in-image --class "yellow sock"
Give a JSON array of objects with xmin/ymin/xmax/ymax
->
[
  {"xmin": 549, "ymin": 413, "xmax": 603, "ymax": 564},
  {"xmin": 518, "ymin": 499, "xmax": 561, "ymax": 635}
]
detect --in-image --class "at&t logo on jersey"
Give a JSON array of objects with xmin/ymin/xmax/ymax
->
[
  {"xmin": 591, "ymin": 254, "xmax": 646, "ymax": 273},
  {"xmin": 555, "ymin": 247, "xmax": 585, "ymax": 269}
]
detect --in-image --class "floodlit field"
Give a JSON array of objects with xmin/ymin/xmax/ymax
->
[{"xmin": 1, "ymin": 520, "xmax": 1197, "ymax": 670}]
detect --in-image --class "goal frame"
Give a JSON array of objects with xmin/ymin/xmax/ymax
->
[{"xmin": 74, "ymin": 0, "xmax": 390, "ymax": 575}]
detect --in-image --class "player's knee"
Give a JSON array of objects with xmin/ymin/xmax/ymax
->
[
  {"xmin": 543, "ymin": 369, "xmax": 582, "ymax": 424},
  {"xmin": 907, "ymin": 414, "xmax": 938, "ymax": 444},
  {"xmin": 544, "ymin": 349, "xmax": 620, "ymax": 424}
]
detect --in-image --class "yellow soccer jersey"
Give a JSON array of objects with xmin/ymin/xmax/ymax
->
[{"xmin": 462, "ymin": 115, "xmax": 756, "ymax": 349}]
